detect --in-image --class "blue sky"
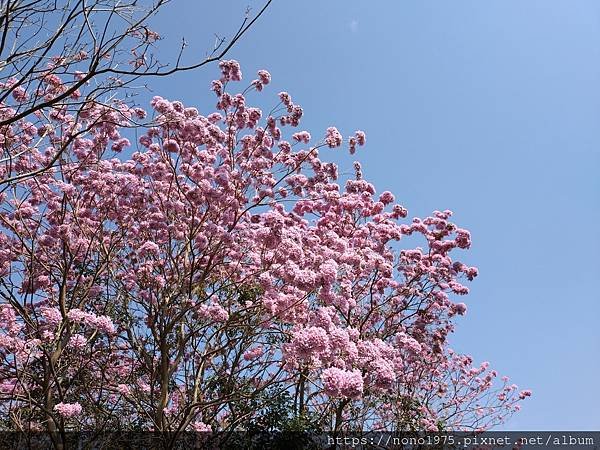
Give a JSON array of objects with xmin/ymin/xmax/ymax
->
[{"xmin": 147, "ymin": 1, "xmax": 600, "ymax": 430}]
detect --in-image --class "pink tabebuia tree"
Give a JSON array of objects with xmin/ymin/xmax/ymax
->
[{"xmin": 0, "ymin": 61, "xmax": 529, "ymax": 441}]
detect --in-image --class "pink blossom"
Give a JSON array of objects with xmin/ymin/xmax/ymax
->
[
  {"xmin": 452, "ymin": 302, "xmax": 468, "ymax": 315},
  {"xmin": 372, "ymin": 360, "xmax": 396, "ymax": 389},
  {"xmin": 92, "ymin": 315, "xmax": 115, "ymax": 334},
  {"xmin": 325, "ymin": 127, "xmax": 343, "ymax": 148},
  {"xmin": 117, "ymin": 384, "xmax": 131, "ymax": 396},
  {"xmin": 111, "ymin": 138, "xmax": 130, "ymax": 152},
  {"xmin": 218, "ymin": 59, "xmax": 242, "ymax": 82},
  {"xmin": 292, "ymin": 131, "xmax": 311, "ymax": 143},
  {"xmin": 252, "ymin": 79, "xmax": 264, "ymax": 92},
  {"xmin": 191, "ymin": 421, "xmax": 212, "ymax": 432},
  {"xmin": 289, "ymin": 327, "xmax": 330, "ymax": 359},
  {"xmin": 66, "ymin": 309, "xmax": 115, "ymax": 334},
  {"xmin": 211, "ymin": 80, "xmax": 223, "ymax": 96},
  {"xmin": 68, "ymin": 335, "xmax": 87, "ymax": 349},
  {"xmin": 355, "ymin": 130, "xmax": 366, "ymax": 146},
  {"xmin": 379, "ymin": 191, "xmax": 395, "ymax": 205},
  {"xmin": 319, "ymin": 260, "xmax": 338, "ymax": 285},
  {"xmin": 163, "ymin": 139, "xmax": 180, "ymax": 153},
  {"xmin": 40, "ymin": 307, "xmax": 62, "ymax": 326},
  {"xmin": 455, "ymin": 228, "xmax": 472, "ymax": 249},
  {"xmin": 519, "ymin": 390, "xmax": 532, "ymax": 400},
  {"xmin": 197, "ymin": 303, "xmax": 229, "ymax": 323},
  {"xmin": 243, "ymin": 346, "xmax": 264, "ymax": 361},
  {"xmin": 54, "ymin": 402, "xmax": 82, "ymax": 418},
  {"xmin": 321, "ymin": 367, "xmax": 364, "ymax": 398},
  {"xmin": 348, "ymin": 136, "xmax": 357, "ymax": 154},
  {"xmin": 138, "ymin": 241, "xmax": 160, "ymax": 256},
  {"xmin": 66, "ymin": 309, "xmax": 90, "ymax": 323},
  {"xmin": 278, "ymin": 91, "xmax": 292, "ymax": 106},
  {"xmin": 257, "ymin": 70, "xmax": 271, "ymax": 85},
  {"xmin": 12, "ymin": 87, "xmax": 27, "ymax": 102}
]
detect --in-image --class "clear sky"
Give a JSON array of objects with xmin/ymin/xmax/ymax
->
[{"xmin": 146, "ymin": 1, "xmax": 600, "ymax": 430}]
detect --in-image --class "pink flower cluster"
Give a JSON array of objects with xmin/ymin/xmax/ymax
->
[
  {"xmin": 68, "ymin": 335, "xmax": 87, "ymax": 349},
  {"xmin": 348, "ymin": 130, "xmax": 366, "ymax": 154},
  {"xmin": 191, "ymin": 421, "xmax": 212, "ymax": 432},
  {"xmin": 196, "ymin": 303, "xmax": 229, "ymax": 323},
  {"xmin": 325, "ymin": 127, "xmax": 343, "ymax": 148},
  {"xmin": 321, "ymin": 367, "xmax": 364, "ymax": 398},
  {"xmin": 253, "ymin": 69, "xmax": 271, "ymax": 91},
  {"xmin": 218, "ymin": 59, "xmax": 242, "ymax": 82},
  {"xmin": 67, "ymin": 309, "xmax": 115, "ymax": 334},
  {"xmin": 54, "ymin": 402, "xmax": 82, "ymax": 419},
  {"xmin": 243, "ymin": 346, "xmax": 264, "ymax": 361}
]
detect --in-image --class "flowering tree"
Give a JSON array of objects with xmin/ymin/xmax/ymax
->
[
  {"xmin": 0, "ymin": 60, "xmax": 530, "ymax": 447},
  {"xmin": 0, "ymin": 0, "xmax": 272, "ymax": 186}
]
